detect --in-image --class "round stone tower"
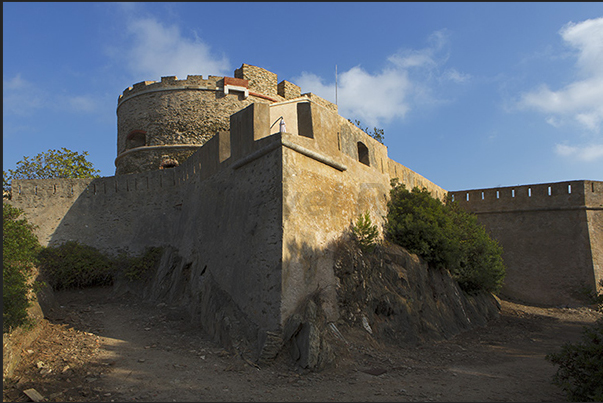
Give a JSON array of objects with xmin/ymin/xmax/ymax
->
[
  {"xmin": 115, "ymin": 75, "xmax": 251, "ymax": 175},
  {"xmin": 114, "ymin": 64, "xmax": 300, "ymax": 176}
]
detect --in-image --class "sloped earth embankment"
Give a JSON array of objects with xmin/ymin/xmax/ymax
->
[{"xmin": 3, "ymin": 284, "xmax": 601, "ymax": 402}]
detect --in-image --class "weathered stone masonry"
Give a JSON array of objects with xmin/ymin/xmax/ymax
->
[
  {"xmin": 450, "ymin": 181, "xmax": 603, "ymax": 306},
  {"xmin": 7, "ymin": 63, "xmax": 602, "ymax": 360},
  {"xmin": 9, "ymin": 64, "xmax": 446, "ymax": 359}
]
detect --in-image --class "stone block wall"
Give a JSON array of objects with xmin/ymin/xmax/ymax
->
[
  {"xmin": 235, "ymin": 64, "xmax": 278, "ymax": 97},
  {"xmin": 116, "ymin": 78, "xmax": 256, "ymax": 175},
  {"xmin": 115, "ymin": 64, "xmax": 301, "ymax": 176},
  {"xmin": 450, "ymin": 180, "xmax": 603, "ymax": 306},
  {"xmin": 277, "ymin": 80, "xmax": 301, "ymax": 99},
  {"xmin": 8, "ymin": 97, "xmax": 451, "ymax": 359}
]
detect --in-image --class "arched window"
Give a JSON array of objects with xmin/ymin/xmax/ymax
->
[
  {"xmin": 357, "ymin": 142, "xmax": 370, "ymax": 166},
  {"xmin": 126, "ymin": 130, "xmax": 147, "ymax": 150}
]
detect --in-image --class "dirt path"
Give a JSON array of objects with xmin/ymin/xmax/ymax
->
[{"xmin": 4, "ymin": 286, "xmax": 602, "ymax": 402}]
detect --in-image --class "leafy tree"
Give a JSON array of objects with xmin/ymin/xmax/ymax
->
[
  {"xmin": 351, "ymin": 212, "xmax": 379, "ymax": 253},
  {"xmin": 3, "ymin": 203, "xmax": 41, "ymax": 332},
  {"xmin": 3, "ymin": 170, "xmax": 11, "ymax": 197},
  {"xmin": 350, "ymin": 119, "xmax": 385, "ymax": 144},
  {"xmin": 4, "ymin": 148, "xmax": 100, "ymax": 195},
  {"xmin": 385, "ymin": 181, "xmax": 505, "ymax": 294}
]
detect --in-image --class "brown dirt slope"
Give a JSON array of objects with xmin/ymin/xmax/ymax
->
[{"xmin": 3, "ymin": 285, "xmax": 601, "ymax": 402}]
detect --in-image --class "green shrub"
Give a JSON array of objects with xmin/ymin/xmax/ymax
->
[
  {"xmin": 38, "ymin": 241, "xmax": 114, "ymax": 290},
  {"xmin": 3, "ymin": 203, "xmax": 42, "ymax": 332},
  {"xmin": 114, "ymin": 247, "xmax": 163, "ymax": 281},
  {"xmin": 385, "ymin": 182, "xmax": 505, "ymax": 294},
  {"xmin": 351, "ymin": 212, "xmax": 379, "ymax": 253},
  {"xmin": 546, "ymin": 320, "xmax": 603, "ymax": 401},
  {"xmin": 39, "ymin": 242, "xmax": 164, "ymax": 290}
]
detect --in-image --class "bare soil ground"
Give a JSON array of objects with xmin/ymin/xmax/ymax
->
[{"xmin": 4, "ymin": 286, "xmax": 602, "ymax": 402}]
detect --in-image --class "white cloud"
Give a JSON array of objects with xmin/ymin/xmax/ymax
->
[
  {"xmin": 294, "ymin": 72, "xmax": 335, "ymax": 101},
  {"xmin": 338, "ymin": 66, "xmax": 412, "ymax": 127},
  {"xmin": 292, "ymin": 30, "xmax": 467, "ymax": 127},
  {"xmin": 3, "ymin": 74, "xmax": 102, "ymax": 117},
  {"xmin": 561, "ymin": 18, "xmax": 603, "ymax": 78},
  {"xmin": 518, "ymin": 17, "xmax": 603, "ymax": 134},
  {"xmin": 4, "ymin": 74, "xmax": 29, "ymax": 90},
  {"xmin": 442, "ymin": 68, "xmax": 471, "ymax": 84},
  {"xmin": 295, "ymin": 66, "xmax": 413, "ymax": 127},
  {"xmin": 65, "ymin": 95, "xmax": 99, "ymax": 113},
  {"xmin": 2, "ymin": 74, "xmax": 44, "ymax": 115},
  {"xmin": 120, "ymin": 16, "xmax": 230, "ymax": 80},
  {"xmin": 556, "ymin": 143, "xmax": 603, "ymax": 161}
]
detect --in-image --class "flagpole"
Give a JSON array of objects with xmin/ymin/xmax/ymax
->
[{"xmin": 335, "ymin": 64, "xmax": 338, "ymax": 106}]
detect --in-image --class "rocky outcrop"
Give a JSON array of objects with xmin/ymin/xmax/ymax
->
[
  {"xmin": 281, "ymin": 239, "xmax": 501, "ymax": 370},
  {"xmin": 110, "ymin": 240, "xmax": 501, "ymax": 372},
  {"xmin": 334, "ymin": 240, "xmax": 500, "ymax": 344}
]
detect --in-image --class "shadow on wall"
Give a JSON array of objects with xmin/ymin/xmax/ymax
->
[
  {"xmin": 24, "ymin": 175, "xmax": 500, "ymax": 371},
  {"xmin": 280, "ymin": 234, "xmax": 501, "ymax": 371},
  {"xmin": 37, "ymin": 173, "xmax": 184, "ymax": 256}
]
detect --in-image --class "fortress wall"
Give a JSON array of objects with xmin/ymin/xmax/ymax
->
[
  {"xmin": 9, "ymin": 106, "xmax": 286, "ymax": 345},
  {"xmin": 585, "ymin": 181, "xmax": 603, "ymax": 294},
  {"xmin": 115, "ymin": 64, "xmax": 290, "ymax": 176},
  {"xmin": 281, "ymin": 130, "xmax": 393, "ymax": 324},
  {"xmin": 449, "ymin": 181, "xmax": 587, "ymax": 212},
  {"xmin": 300, "ymin": 92, "xmax": 338, "ymax": 114},
  {"xmin": 9, "ymin": 178, "xmax": 97, "ymax": 248},
  {"xmin": 277, "ymin": 80, "xmax": 301, "ymax": 100},
  {"xmin": 115, "ymin": 78, "xmax": 254, "ymax": 175},
  {"xmin": 449, "ymin": 180, "xmax": 603, "ymax": 306},
  {"xmin": 229, "ymin": 103, "xmax": 272, "ymax": 161},
  {"xmin": 119, "ymin": 75, "xmax": 222, "ymax": 100},
  {"xmin": 160, "ymin": 143, "xmax": 284, "ymax": 337},
  {"xmin": 117, "ymin": 82, "xmax": 250, "ymax": 153},
  {"xmin": 387, "ymin": 159, "xmax": 448, "ymax": 201},
  {"xmin": 587, "ymin": 206, "xmax": 603, "ymax": 295},
  {"xmin": 8, "ymin": 171, "xmax": 183, "ymax": 253}
]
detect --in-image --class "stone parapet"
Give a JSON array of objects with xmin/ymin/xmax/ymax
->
[
  {"xmin": 450, "ymin": 180, "xmax": 603, "ymax": 213},
  {"xmin": 119, "ymin": 75, "xmax": 223, "ymax": 104},
  {"xmin": 451, "ymin": 180, "xmax": 603, "ymax": 306},
  {"xmin": 277, "ymin": 80, "xmax": 301, "ymax": 99},
  {"xmin": 235, "ymin": 64, "xmax": 278, "ymax": 98}
]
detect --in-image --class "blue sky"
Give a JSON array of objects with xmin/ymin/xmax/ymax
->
[{"xmin": 3, "ymin": 2, "xmax": 603, "ymax": 191}]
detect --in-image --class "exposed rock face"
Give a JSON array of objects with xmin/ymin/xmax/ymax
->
[
  {"xmin": 334, "ymin": 241, "xmax": 500, "ymax": 344},
  {"xmin": 281, "ymin": 239, "xmax": 501, "ymax": 370},
  {"xmin": 283, "ymin": 295, "xmax": 336, "ymax": 370},
  {"xmin": 109, "ymin": 239, "xmax": 500, "ymax": 372}
]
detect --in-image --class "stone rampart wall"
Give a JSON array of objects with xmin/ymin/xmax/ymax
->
[
  {"xmin": 8, "ymin": 106, "xmax": 287, "ymax": 353},
  {"xmin": 449, "ymin": 181, "xmax": 602, "ymax": 212},
  {"xmin": 450, "ymin": 180, "xmax": 603, "ymax": 306}
]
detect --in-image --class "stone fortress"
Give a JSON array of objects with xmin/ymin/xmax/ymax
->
[{"xmin": 7, "ymin": 63, "xmax": 602, "ymax": 361}]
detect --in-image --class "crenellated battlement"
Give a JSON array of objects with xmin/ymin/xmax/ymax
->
[
  {"xmin": 449, "ymin": 180, "xmax": 603, "ymax": 213},
  {"xmin": 449, "ymin": 179, "xmax": 602, "ymax": 306},
  {"xmin": 7, "ymin": 60, "xmax": 601, "ymax": 354},
  {"xmin": 118, "ymin": 74, "xmax": 225, "ymax": 104}
]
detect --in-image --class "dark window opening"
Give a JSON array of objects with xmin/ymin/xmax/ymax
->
[
  {"xmin": 357, "ymin": 142, "xmax": 370, "ymax": 166},
  {"xmin": 126, "ymin": 130, "xmax": 147, "ymax": 150},
  {"xmin": 297, "ymin": 103, "xmax": 314, "ymax": 138}
]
